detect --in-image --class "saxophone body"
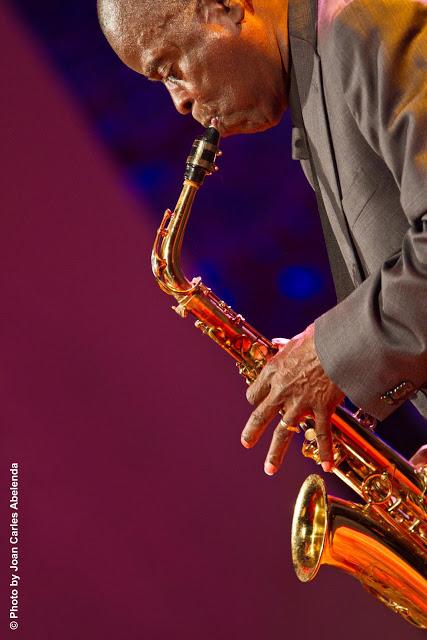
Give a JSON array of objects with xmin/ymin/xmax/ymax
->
[{"xmin": 151, "ymin": 127, "xmax": 427, "ymax": 627}]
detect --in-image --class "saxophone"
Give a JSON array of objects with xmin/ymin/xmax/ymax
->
[{"xmin": 151, "ymin": 126, "xmax": 427, "ymax": 627}]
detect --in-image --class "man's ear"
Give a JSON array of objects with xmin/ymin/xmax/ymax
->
[{"xmin": 199, "ymin": 0, "xmax": 245, "ymax": 31}]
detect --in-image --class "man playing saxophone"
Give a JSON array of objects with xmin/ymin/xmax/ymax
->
[{"xmin": 97, "ymin": 0, "xmax": 427, "ymax": 475}]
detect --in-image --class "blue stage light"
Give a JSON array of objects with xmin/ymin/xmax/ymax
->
[
  {"xmin": 133, "ymin": 164, "xmax": 166, "ymax": 192},
  {"xmin": 278, "ymin": 265, "xmax": 323, "ymax": 300},
  {"xmin": 195, "ymin": 261, "xmax": 236, "ymax": 308}
]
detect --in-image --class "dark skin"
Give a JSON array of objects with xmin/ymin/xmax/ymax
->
[
  {"xmin": 97, "ymin": 0, "xmax": 345, "ymax": 474},
  {"xmin": 243, "ymin": 326, "xmax": 344, "ymax": 474}
]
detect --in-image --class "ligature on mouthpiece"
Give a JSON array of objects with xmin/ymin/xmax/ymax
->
[{"xmin": 184, "ymin": 126, "xmax": 221, "ymax": 185}]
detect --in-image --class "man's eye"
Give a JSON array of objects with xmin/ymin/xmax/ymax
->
[
  {"xmin": 165, "ymin": 75, "xmax": 179, "ymax": 85},
  {"xmin": 161, "ymin": 66, "xmax": 181, "ymax": 85}
]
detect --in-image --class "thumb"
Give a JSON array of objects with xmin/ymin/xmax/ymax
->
[{"xmin": 272, "ymin": 337, "xmax": 290, "ymax": 348}]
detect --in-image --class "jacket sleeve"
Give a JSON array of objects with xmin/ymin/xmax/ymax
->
[{"xmin": 314, "ymin": 0, "xmax": 427, "ymax": 419}]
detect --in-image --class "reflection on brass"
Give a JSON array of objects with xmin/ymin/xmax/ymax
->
[
  {"xmin": 151, "ymin": 127, "xmax": 427, "ymax": 628},
  {"xmin": 292, "ymin": 475, "xmax": 427, "ymax": 628}
]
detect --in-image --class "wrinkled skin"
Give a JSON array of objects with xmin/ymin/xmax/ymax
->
[
  {"xmin": 97, "ymin": 0, "xmax": 346, "ymax": 474},
  {"xmin": 243, "ymin": 325, "xmax": 344, "ymax": 474}
]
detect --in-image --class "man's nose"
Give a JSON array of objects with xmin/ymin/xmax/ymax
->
[{"xmin": 168, "ymin": 85, "xmax": 193, "ymax": 115}]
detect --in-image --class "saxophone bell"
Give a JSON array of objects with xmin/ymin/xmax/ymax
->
[{"xmin": 292, "ymin": 474, "xmax": 427, "ymax": 628}]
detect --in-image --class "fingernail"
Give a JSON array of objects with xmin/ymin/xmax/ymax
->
[
  {"xmin": 321, "ymin": 461, "xmax": 333, "ymax": 473},
  {"xmin": 264, "ymin": 462, "xmax": 277, "ymax": 476},
  {"xmin": 272, "ymin": 337, "xmax": 289, "ymax": 345},
  {"xmin": 241, "ymin": 435, "xmax": 252, "ymax": 449}
]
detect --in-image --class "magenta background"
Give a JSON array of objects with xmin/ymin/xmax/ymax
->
[{"xmin": 0, "ymin": 5, "xmax": 424, "ymax": 639}]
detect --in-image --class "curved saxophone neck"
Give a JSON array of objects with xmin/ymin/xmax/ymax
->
[{"xmin": 151, "ymin": 126, "xmax": 221, "ymax": 299}]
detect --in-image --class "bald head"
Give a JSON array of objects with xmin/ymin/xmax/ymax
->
[{"xmin": 97, "ymin": 0, "xmax": 197, "ymax": 68}]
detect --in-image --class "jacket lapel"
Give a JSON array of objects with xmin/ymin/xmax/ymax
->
[{"xmin": 288, "ymin": 0, "xmax": 364, "ymax": 287}]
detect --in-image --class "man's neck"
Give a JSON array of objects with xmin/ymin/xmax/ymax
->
[{"xmin": 256, "ymin": 0, "xmax": 289, "ymax": 72}]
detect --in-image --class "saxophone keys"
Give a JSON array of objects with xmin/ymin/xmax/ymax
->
[
  {"xmin": 361, "ymin": 472, "xmax": 393, "ymax": 504},
  {"xmin": 304, "ymin": 427, "xmax": 317, "ymax": 442},
  {"xmin": 408, "ymin": 518, "xmax": 421, "ymax": 533}
]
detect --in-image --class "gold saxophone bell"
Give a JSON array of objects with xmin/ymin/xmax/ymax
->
[
  {"xmin": 152, "ymin": 127, "xmax": 427, "ymax": 628},
  {"xmin": 292, "ymin": 474, "xmax": 427, "ymax": 627}
]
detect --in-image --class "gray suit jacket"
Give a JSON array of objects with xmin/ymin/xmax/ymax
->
[{"xmin": 287, "ymin": 0, "xmax": 427, "ymax": 420}]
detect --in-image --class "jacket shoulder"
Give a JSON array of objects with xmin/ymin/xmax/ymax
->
[{"xmin": 318, "ymin": 0, "xmax": 427, "ymax": 54}]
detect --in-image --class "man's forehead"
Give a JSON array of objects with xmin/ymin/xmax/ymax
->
[
  {"xmin": 98, "ymin": 0, "xmax": 188, "ymax": 70},
  {"xmin": 99, "ymin": 0, "xmax": 177, "ymax": 34}
]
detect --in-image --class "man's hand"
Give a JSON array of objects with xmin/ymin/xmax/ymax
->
[
  {"xmin": 241, "ymin": 324, "xmax": 344, "ymax": 475},
  {"xmin": 410, "ymin": 445, "xmax": 427, "ymax": 469}
]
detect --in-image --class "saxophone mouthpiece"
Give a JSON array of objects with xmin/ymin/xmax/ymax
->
[{"xmin": 184, "ymin": 126, "xmax": 221, "ymax": 185}]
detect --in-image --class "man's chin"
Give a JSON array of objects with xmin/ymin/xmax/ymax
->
[{"xmin": 217, "ymin": 116, "xmax": 281, "ymax": 137}]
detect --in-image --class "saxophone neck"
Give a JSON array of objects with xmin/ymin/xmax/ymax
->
[{"xmin": 151, "ymin": 127, "xmax": 221, "ymax": 298}]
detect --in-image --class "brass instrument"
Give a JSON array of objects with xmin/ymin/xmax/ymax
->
[{"xmin": 151, "ymin": 127, "xmax": 427, "ymax": 627}]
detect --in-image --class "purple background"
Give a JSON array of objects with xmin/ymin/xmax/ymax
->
[{"xmin": 0, "ymin": 3, "xmax": 424, "ymax": 639}]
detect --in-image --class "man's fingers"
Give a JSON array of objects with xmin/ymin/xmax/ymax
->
[
  {"xmin": 264, "ymin": 415, "xmax": 296, "ymax": 475},
  {"xmin": 314, "ymin": 411, "xmax": 334, "ymax": 472},
  {"xmin": 241, "ymin": 394, "xmax": 281, "ymax": 448},
  {"xmin": 246, "ymin": 368, "xmax": 272, "ymax": 406}
]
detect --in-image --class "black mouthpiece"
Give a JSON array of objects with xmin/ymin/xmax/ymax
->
[
  {"xmin": 184, "ymin": 126, "xmax": 221, "ymax": 185},
  {"xmin": 204, "ymin": 126, "xmax": 220, "ymax": 146}
]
